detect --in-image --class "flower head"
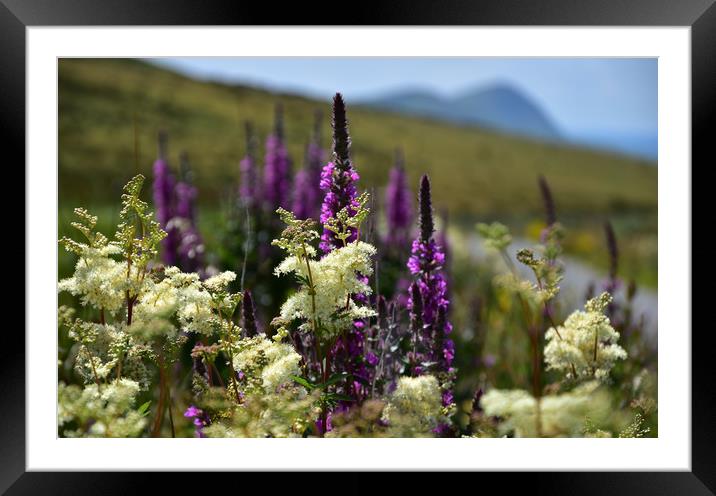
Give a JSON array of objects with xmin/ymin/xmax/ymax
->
[{"xmin": 544, "ymin": 292, "xmax": 627, "ymax": 381}]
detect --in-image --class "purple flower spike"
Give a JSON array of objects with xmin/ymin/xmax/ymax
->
[
  {"xmin": 173, "ymin": 152, "xmax": 204, "ymax": 274},
  {"xmin": 263, "ymin": 105, "xmax": 292, "ymax": 211},
  {"xmin": 406, "ymin": 175, "xmax": 453, "ymax": 412},
  {"xmin": 384, "ymin": 150, "xmax": 413, "ymax": 249},
  {"xmin": 240, "ymin": 121, "xmax": 261, "ymax": 209},
  {"xmin": 152, "ymin": 130, "xmax": 179, "ymax": 267},
  {"xmin": 319, "ymin": 94, "xmax": 361, "ymax": 253},
  {"xmin": 293, "ymin": 110, "xmax": 326, "ymax": 220}
]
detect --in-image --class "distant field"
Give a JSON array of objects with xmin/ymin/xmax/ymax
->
[
  {"xmin": 58, "ymin": 58, "xmax": 657, "ymax": 287},
  {"xmin": 59, "ymin": 59, "xmax": 656, "ymax": 215}
]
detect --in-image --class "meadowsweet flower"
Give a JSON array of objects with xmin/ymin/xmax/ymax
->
[
  {"xmin": 58, "ymin": 246, "xmax": 127, "ymax": 315},
  {"xmin": 480, "ymin": 381, "xmax": 611, "ymax": 437},
  {"xmin": 382, "ymin": 375, "xmax": 443, "ymax": 436},
  {"xmin": 476, "ymin": 222, "xmax": 512, "ymax": 251},
  {"xmin": 263, "ymin": 104, "xmax": 292, "ymax": 210},
  {"xmin": 232, "ymin": 335, "xmax": 302, "ymax": 394},
  {"xmin": 544, "ymin": 292, "xmax": 627, "ymax": 381},
  {"xmin": 276, "ymin": 241, "xmax": 377, "ymax": 342},
  {"xmin": 58, "ymin": 379, "xmax": 146, "ymax": 438}
]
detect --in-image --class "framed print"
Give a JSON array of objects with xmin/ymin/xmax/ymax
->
[{"xmin": 4, "ymin": 0, "xmax": 711, "ymax": 492}]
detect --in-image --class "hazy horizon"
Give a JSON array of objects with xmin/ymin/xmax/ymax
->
[{"xmin": 147, "ymin": 57, "xmax": 658, "ymax": 161}]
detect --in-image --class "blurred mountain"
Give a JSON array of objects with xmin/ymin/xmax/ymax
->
[{"xmin": 360, "ymin": 83, "xmax": 561, "ymax": 141}]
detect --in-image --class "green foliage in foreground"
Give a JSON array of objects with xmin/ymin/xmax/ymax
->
[{"xmin": 57, "ymin": 176, "xmax": 657, "ymax": 438}]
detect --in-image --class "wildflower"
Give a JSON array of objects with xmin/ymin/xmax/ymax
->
[
  {"xmin": 476, "ymin": 221, "xmax": 512, "ymax": 251},
  {"xmin": 275, "ymin": 240, "xmax": 377, "ymax": 343},
  {"xmin": 407, "ymin": 175, "xmax": 452, "ymax": 373},
  {"xmin": 263, "ymin": 104, "xmax": 292, "ymax": 210},
  {"xmin": 184, "ymin": 404, "xmax": 210, "ymax": 437},
  {"xmin": 58, "ymin": 379, "xmax": 147, "ymax": 438},
  {"xmin": 239, "ymin": 121, "xmax": 261, "ymax": 208},
  {"xmin": 319, "ymin": 93, "xmax": 361, "ymax": 253},
  {"xmin": 293, "ymin": 110, "xmax": 325, "ymax": 220},
  {"xmin": 152, "ymin": 130, "xmax": 179, "ymax": 266},
  {"xmin": 384, "ymin": 150, "xmax": 413, "ymax": 248},
  {"xmin": 480, "ymin": 381, "xmax": 611, "ymax": 437},
  {"xmin": 382, "ymin": 375, "xmax": 443, "ymax": 436},
  {"xmin": 232, "ymin": 335, "xmax": 303, "ymax": 394},
  {"xmin": 544, "ymin": 292, "xmax": 627, "ymax": 381},
  {"xmin": 173, "ymin": 153, "xmax": 205, "ymax": 273}
]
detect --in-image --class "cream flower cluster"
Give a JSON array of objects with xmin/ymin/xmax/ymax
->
[
  {"xmin": 58, "ymin": 244, "xmax": 128, "ymax": 315},
  {"xmin": 133, "ymin": 267, "xmax": 237, "ymax": 336},
  {"xmin": 233, "ymin": 335, "xmax": 302, "ymax": 394},
  {"xmin": 480, "ymin": 381, "xmax": 611, "ymax": 437},
  {"xmin": 544, "ymin": 292, "xmax": 627, "ymax": 381},
  {"xmin": 276, "ymin": 241, "xmax": 377, "ymax": 342},
  {"xmin": 58, "ymin": 378, "xmax": 147, "ymax": 438},
  {"xmin": 382, "ymin": 375, "xmax": 443, "ymax": 436}
]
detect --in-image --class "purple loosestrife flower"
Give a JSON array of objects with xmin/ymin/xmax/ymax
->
[
  {"xmin": 184, "ymin": 405, "xmax": 210, "ymax": 438},
  {"xmin": 152, "ymin": 130, "xmax": 179, "ymax": 266},
  {"xmin": 291, "ymin": 168, "xmax": 315, "ymax": 220},
  {"xmin": 173, "ymin": 153, "xmax": 205, "ymax": 274},
  {"xmin": 293, "ymin": 111, "xmax": 326, "ymax": 220},
  {"xmin": 317, "ymin": 94, "xmax": 371, "ymax": 406},
  {"xmin": 384, "ymin": 150, "xmax": 413, "ymax": 249},
  {"xmin": 406, "ymin": 175, "xmax": 454, "ymax": 375},
  {"xmin": 319, "ymin": 94, "xmax": 361, "ymax": 253},
  {"xmin": 239, "ymin": 121, "xmax": 261, "ymax": 209},
  {"xmin": 263, "ymin": 105, "xmax": 292, "ymax": 211}
]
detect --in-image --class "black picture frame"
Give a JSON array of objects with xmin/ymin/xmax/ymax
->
[{"xmin": 4, "ymin": 0, "xmax": 709, "ymax": 493}]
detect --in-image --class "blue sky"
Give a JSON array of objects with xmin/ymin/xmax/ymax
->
[{"xmin": 148, "ymin": 57, "xmax": 658, "ymax": 159}]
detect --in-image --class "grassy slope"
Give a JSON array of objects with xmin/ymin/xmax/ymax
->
[
  {"xmin": 59, "ymin": 58, "xmax": 656, "ymax": 218},
  {"xmin": 58, "ymin": 58, "xmax": 657, "ymax": 287}
]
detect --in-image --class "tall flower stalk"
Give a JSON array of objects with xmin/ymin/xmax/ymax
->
[
  {"xmin": 239, "ymin": 121, "xmax": 261, "ymax": 210},
  {"xmin": 317, "ymin": 93, "xmax": 371, "ymax": 407},
  {"xmin": 173, "ymin": 152, "xmax": 205, "ymax": 274},
  {"xmin": 406, "ymin": 175, "xmax": 455, "ymax": 427},
  {"xmin": 384, "ymin": 149, "xmax": 413, "ymax": 250},
  {"xmin": 263, "ymin": 104, "xmax": 292, "ymax": 211},
  {"xmin": 293, "ymin": 110, "xmax": 326, "ymax": 220},
  {"xmin": 152, "ymin": 130, "xmax": 179, "ymax": 267}
]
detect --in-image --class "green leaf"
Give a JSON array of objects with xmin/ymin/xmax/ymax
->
[
  {"xmin": 291, "ymin": 375, "xmax": 316, "ymax": 390},
  {"xmin": 322, "ymin": 372, "xmax": 349, "ymax": 387},
  {"xmin": 137, "ymin": 401, "xmax": 151, "ymax": 417}
]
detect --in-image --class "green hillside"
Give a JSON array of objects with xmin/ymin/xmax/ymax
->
[{"xmin": 58, "ymin": 58, "xmax": 656, "ymax": 219}]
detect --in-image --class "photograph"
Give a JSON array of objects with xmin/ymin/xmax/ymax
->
[{"xmin": 56, "ymin": 56, "xmax": 659, "ymax": 439}]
